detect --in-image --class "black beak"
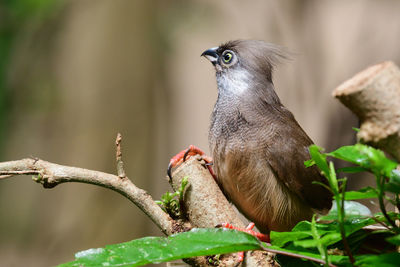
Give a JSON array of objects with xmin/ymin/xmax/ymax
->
[{"xmin": 201, "ymin": 47, "xmax": 219, "ymax": 65}]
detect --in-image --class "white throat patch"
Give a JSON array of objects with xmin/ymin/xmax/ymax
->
[{"xmin": 217, "ymin": 69, "xmax": 251, "ymax": 96}]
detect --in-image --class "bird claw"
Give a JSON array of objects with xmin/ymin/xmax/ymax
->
[
  {"xmin": 167, "ymin": 145, "xmax": 215, "ymax": 180},
  {"xmin": 216, "ymin": 222, "xmax": 270, "ymax": 264},
  {"xmin": 217, "ymin": 222, "xmax": 270, "ymax": 243}
]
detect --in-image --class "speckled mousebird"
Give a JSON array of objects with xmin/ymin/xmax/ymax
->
[{"xmin": 201, "ymin": 40, "xmax": 332, "ymax": 233}]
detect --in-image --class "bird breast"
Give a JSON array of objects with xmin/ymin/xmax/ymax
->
[{"xmin": 209, "ymin": 110, "xmax": 314, "ymax": 232}]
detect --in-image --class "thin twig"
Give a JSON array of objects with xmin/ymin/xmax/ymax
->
[{"xmin": 115, "ymin": 133, "xmax": 126, "ymax": 179}]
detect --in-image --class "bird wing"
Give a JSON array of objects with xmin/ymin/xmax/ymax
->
[{"xmin": 259, "ymin": 106, "xmax": 332, "ymax": 212}]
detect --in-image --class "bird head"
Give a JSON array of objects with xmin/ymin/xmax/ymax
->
[{"xmin": 201, "ymin": 40, "xmax": 288, "ymax": 98}]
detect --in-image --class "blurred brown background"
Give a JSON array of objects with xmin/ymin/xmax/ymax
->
[{"xmin": 1, "ymin": 0, "xmax": 400, "ymax": 266}]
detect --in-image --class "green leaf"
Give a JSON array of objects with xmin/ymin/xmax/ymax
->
[
  {"xmin": 328, "ymin": 161, "xmax": 339, "ymax": 194},
  {"xmin": 272, "ymin": 217, "xmax": 374, "ymax": 249},
  {"xmin": 328, "ymin": 144, "xmax": 397, "ymax": 177},
  {"xmin": 315, "ymin": 216, "xmax": 376, "ymax": 240},
  {"xmin": 270, "ymin": 231, "xmax": 311, "ymax": 247},
  {"xmin": 264, "ymin": 244, "xmax": 349, "ymax": 266},
  {"xmin": 355, "ymin": 253, "xmax": 400, "ymax": 267},
  {"xmin": 291, "ymin": 221, "xmax": 334, "ymax": 233},
  {"xmin": 342, "ymin": 190, "xmax": 377, "ymax": 201},
  {"xmin": 308, "ymin": 145, "xmax": 329, "ymax": 176},
  {"xmin": 294, "ymin": 232, "xmax": 341, "ymax": 248},
  {"xmin": 304, "ymin": 159, "xmax": 315, "ymax": 168},
  {"xmin": 386, "ymin": 169, "xmax": 400, "ymax": 194},
  {"xmin": 157, "ymin": 177, "xmax": 189, "ymax": 218},
  {"xmin": 178, "ymin": 177, "xmax": 189, "ymax": 196},
  {"xmin": 59, "ymin": 228, "xmax": 260, "ymax": 267},
  {"xmin": 338, "ymin": 187, "xmax": 378, "ymax": 200},
  {"xmin": 386, "ymin": 234, "xmax": 400, "ymax": 245},
  {"xmin": 336, "ymin": 166, "xmax": 368, "ymax": 173}
]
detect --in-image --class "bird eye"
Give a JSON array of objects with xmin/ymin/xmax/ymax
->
[
  {"xmin": 223, "ymin": 52, "xmax": 233, "ymax": 63},
  {"xmin": 221, "ymin": 50, "xmax": 236, "ymax": 66}
]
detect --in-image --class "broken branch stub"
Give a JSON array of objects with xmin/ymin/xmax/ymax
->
[
  {"xmin": 333, "ymin": 61, "xmax": 400, "ymax": 161},
  {"xmin": 169, "ymin": 156, "xmax": 276, "ymax": 267},
  {"xmin": 170, "ymin": 156, "xmax": 243, "ymax": 228}
]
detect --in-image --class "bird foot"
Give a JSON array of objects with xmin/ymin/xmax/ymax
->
[
  {"xmin": 217, "ymin": 222, "xmax": 270, "ymax": 263},
  {"xmin": 218, "ymin": 222, "xmax": 270, "ymax": 243},
  {"xmin": 167, "ymin": 145, "xmax": 215, "ymax": 179}
]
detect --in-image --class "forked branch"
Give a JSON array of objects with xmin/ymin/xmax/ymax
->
[{"xmin": 0, "ymin": 157, "xmax": 177, "ymax": 236}]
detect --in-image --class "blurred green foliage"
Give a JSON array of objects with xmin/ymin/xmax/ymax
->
[{"xmin": 0, "ymin": 0, "xmax": 60, "ymax": 151}]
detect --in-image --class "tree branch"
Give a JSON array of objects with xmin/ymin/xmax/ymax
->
[
  {"xmin": 0, "ymin": 131, "xmax": 280, "ymax": 266},
  {"xmin": 333, "ymin": 61, "xmax": 400, "ymax": 161},
  {"xmin": 0, "ymin": 158, "xmax": 177, "ymax": 236},
  {"xmin": 0, "ymin": 155, "xmax": 277, "ymax": 266},
  {"xmin": 170, "ymin": 156, "xmax": 276, "ymax": 267}
]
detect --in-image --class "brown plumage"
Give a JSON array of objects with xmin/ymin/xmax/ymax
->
[{"xmin": 202, "ymin": 40, "xmax": 332, "ymax": 232}]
